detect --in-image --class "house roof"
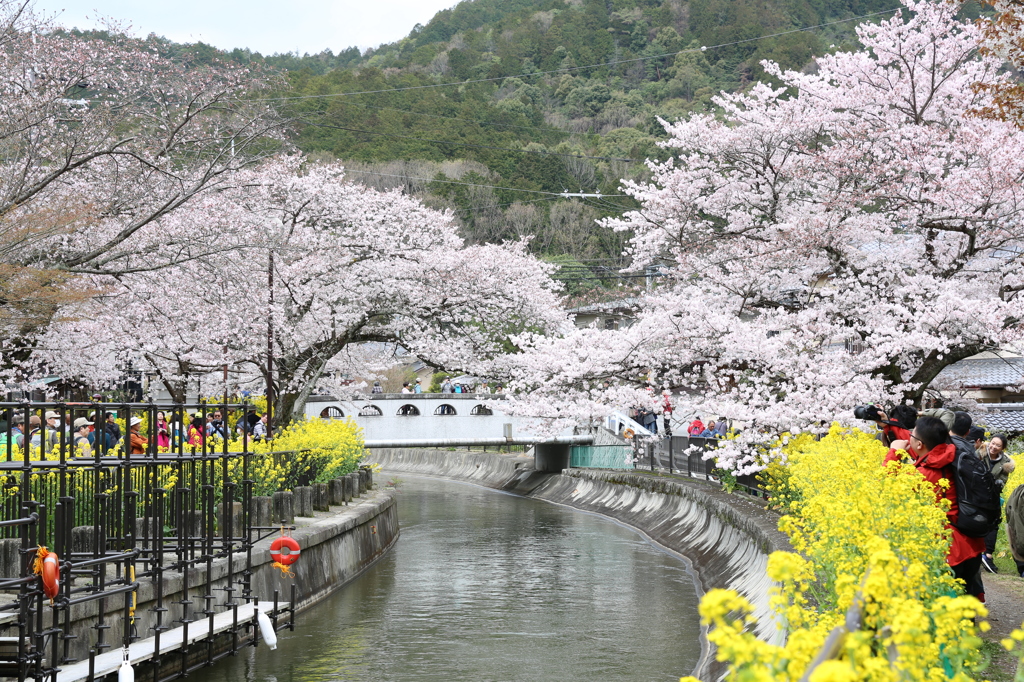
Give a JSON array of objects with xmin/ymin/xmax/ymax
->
[
  {"xmin": 977, "ymin": 404, "xmax": 1024, "ymax": 432},
  {"xmin": 935, "ymin": 357, "xmax": 1024, "ymax": 389}
]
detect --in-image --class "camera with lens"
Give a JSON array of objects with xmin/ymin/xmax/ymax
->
[{"xmin": 853, "ymin": 404, "xmax": 885, "ymax": 421}]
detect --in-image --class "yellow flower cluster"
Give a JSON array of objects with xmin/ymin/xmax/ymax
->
[
  {"xmin": 5, "ymin": 413, "xmax": 363, "ymax": 513},
  {"xmin": 242, "ymin": 417, "xmax": 364, "ymax": 496},
  {"xmin": 689, "ymin": 424, "xmax": 992, "ymax": 682},
  {"xmin": 1002, "ymin": 445, "xmax": 1024, "ymax": 501}
]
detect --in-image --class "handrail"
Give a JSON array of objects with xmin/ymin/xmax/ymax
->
[{"xmin": 604, "ymin": 410, "xmax": 653, "ymax": 438}]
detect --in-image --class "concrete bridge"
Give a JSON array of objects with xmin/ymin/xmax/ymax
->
[{"xmin": 304, "ymin": 394, "xmax": 597, "ymax": 471}]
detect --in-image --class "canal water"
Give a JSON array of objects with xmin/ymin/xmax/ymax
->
[{"xmin": 197, "ymin": 474, "xmax": 702, "ymax": 681}]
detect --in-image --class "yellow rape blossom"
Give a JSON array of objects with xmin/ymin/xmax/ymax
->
[{"xmin": 699, "ymin": 424, "xmax": 1005, "ymax": 682}]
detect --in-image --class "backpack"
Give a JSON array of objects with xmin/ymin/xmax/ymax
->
[
  {"xmin": 948, "ymin": 443, "xmax": 1002, "ymax": 538},
  {"xmin": 1006, "ymin": 485, "xmax": 1024, "ymax": 563}
]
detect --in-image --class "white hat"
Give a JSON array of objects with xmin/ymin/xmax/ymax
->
[
  {"xmin": 44, "ymin": 411, "xmax": 60, "ymax": 420},
  {"xmin": 129, "ymin": 416, "xmax": 143, "ymax": 426},
  {"xmin": 73, "ymin": 417, "xmax": 92, "ymax": 429}
]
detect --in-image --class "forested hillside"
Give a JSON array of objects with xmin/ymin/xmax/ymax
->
[{"xmin": 110, "ymin": 0, "xmax": 986, "ymax": 299}]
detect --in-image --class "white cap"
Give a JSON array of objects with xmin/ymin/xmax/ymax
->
[{"xmin": 129, "ymin": 416, "xmax": 143, "ymax": 426}]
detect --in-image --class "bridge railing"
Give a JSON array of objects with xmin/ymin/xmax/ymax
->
[{"xmin": 604, "ymin": 410, "xmax": 653, "ymax": 438}]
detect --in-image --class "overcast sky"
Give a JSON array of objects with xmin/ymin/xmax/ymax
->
[{"xmin": 32, "ymin": 0, "xmax": 459, "ymax": 55}]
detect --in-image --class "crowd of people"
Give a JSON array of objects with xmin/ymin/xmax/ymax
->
[
  {"xmin": 390, "ymin": 377, "xmax": 503, "ymax": 395},
  {"xmin": 0, "ymin": 407, "xmax": 272, "ymax": 457},
  {"xmin": 876, "ymin": 405, "xmax": 1020, "ymax": 597},
  {"xmin": 686, "ymin": 416, "xmax": 729, "ymax": 439}
]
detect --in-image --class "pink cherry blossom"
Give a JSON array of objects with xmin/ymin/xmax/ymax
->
[{"xmin": 494, "ymin": 0, "xmax": 1024, "ymax": 473}]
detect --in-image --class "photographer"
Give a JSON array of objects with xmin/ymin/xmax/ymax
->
[
  {"xmin": 888, "ymin": 417, "xmax": 986, "ymax": 600},
  {"xmin": 855, "ymin": 403, "xmax": 916, "ymax": 446},
  {"xmin": 206, "ymin": 410, "xmax": 228, "ymax": 440}
]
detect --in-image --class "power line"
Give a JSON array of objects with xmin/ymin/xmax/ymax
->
[
  {"xmin": 307, "ymin": 101, "xmax": 580, "ymax": 137},
  {"xmin": 451, "ymin": 195, "xmax": 560, "ymax": 216},
  {"xmin": 255, "ymin": 8, "xmax": 900, "ymax": 103},
  {"xmin": 301, "ymin": 118, "xmax": 636, "ymax": 162},
  {"xmin": 342, "ymin": 168, "xmax": 627, "ymax": 197}
]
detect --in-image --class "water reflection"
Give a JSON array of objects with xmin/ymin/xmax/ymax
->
[{"xmin": 194, "ymin": 475, "xmax": 702, "ymax": 682}]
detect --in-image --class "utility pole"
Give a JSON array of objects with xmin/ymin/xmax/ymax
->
[{"xmin": 266, "ymin": 251, "xmax": 275, "ymax": 438}]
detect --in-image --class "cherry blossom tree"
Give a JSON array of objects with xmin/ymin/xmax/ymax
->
[
  {"xmin": 0, "ymin": 0, "xmax": 283, "ymax": 340},
  {"xmin": 30, "ymin": 158, "xmax": 568, "ymax": 423},
  {"xmin": 497, "ymin": 0, "xmax": 1024, "ymax": 472}
]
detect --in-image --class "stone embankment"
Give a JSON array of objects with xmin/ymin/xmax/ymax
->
[{"xmin": 370, "ymin": 448, "xmax": 792, "ymax": 680}]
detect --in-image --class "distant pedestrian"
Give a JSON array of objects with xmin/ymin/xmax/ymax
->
[
  {"xmin": 414, "ymin": 378, "xmax": 423, "ymax": 394},
  {"xmin": 401, "ymin": 382, "xmax": 413, "ymax": 394},
  {"xmin": 73, "ymin": 418, "xmax": 93, "ymax": 457},
  {"xmin": 27, "ymin": 415, "xmax": 43, "ymax": 448},
  {"xmin": 441, "ymin": 378, "xmax": 454, "ymax": 394},
  {"xmin": 662, "ymin": 391, "xmax": 673, "ymax": 436},
  {"xmin": 641, "ymin": 409, "xmax": 658, "ymax": 435},
  {"xmin": 105, "ymin": 413, "xmax": 122, "ymax": 442},
  {"xmin": 253, "ymin": 413, "xmax": 269, "ymax": 441},
  {"xmin": 979, "ymin": 433, "xmax": 1015, "ymax": 574},
  {"xmin": 371, "ymin": 381, "xmax": 384, "ymax": 394},
  {"xmin": 88, "ymin": 414, "xmax": 115, "ymax": 451},
  {"xmin": 129, "ymin": 416, "xmax": 148, "ymax": 455},
  {"xmin": 206, "ymin": 411, "xmax": 228, "ymax": 439},
  {"xmin": 154, "ymin": 411, "xmax": 171, "ymax": 449},
  {"xmin": 1, "ymin": 414, "xmax": 26, "ymax": 450},
  {"xmin": 37, "ymin": 411, "xmax": 61, "ymax": 450},
  {"xmin": 688, "ymin": 416, "xmax": 705, "ymax": 436},
  {"xmin": 188, "ymin": 415, "xmax": 206, "ymax": 447},
  {"xmin": 714, "ymin": 419, "xmax": 728, "ymax": 437},
  {"xmin": 699, "ymin": 420, "xmax": 717, "ymax": 438}
]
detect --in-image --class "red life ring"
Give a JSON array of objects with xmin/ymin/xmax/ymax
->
[
  {"xmin": 41, "ymin": 552, "xmax": 59, "ymax": 601},
  {"xmin": 270, "ymin": 536, "xmax": 300, "ymax": 566}
]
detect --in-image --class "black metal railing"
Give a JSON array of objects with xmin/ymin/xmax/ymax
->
[
  {"xmin": 0, "ymin": 401, "xmax": 295, "ymax": 682},
  {"xmin": 624, "ymin": 436, "xmax": 767, "ymax": 497}
]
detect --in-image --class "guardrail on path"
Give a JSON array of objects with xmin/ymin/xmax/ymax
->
[{"xmin": 573, "ymin": 435, "xmax": 766, "ymax": 498}]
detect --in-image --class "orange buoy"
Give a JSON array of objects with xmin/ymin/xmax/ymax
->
[
  {"xmin": 33, "ymin": 547, "xmax": 59, "ymax": 602},
  {"xmin": 42, "ymin": 553, "xmax": 59, "ymax": 600},
  {"xmin": 270, "ymin": 535, "xmax": 300, "ymax": 566}
]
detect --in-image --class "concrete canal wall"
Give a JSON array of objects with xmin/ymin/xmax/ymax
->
[{"xmin": 370, "ymin": 448, "xmax": 791, "ymax": 680}]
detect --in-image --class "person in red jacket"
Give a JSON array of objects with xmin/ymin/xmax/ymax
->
[
  {"xmin": 887, "ymin": 416, "xmax": 986, "ymax": 601},
  {"xmin": 687, "ymin": 416, "xmax": 704, "ymax": 436}
]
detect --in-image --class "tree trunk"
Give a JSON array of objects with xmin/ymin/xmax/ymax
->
[
  {"xmin": 272, "ymin": 351, "xmax": 332, "ymax": 429},
  {"xmin": 902, "ymin": 343, "xmax": 988, "ymax": 405}
]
